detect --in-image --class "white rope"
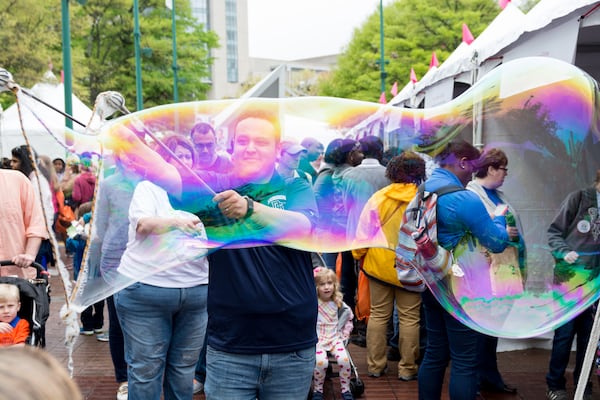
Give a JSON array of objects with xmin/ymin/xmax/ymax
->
[{"xmin": 574, "ymin": 304, "xmax": 600, "ymax": 400}]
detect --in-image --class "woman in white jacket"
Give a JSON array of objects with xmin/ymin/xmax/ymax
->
[
  {"xmin": 115, "ymin": 134, "xmax": 209, "ymax": 400},
  {"xmin": 467, "ymin": 147, "xmax": 524, "ymax": 395}
]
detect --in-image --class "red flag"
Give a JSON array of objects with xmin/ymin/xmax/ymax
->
[
  {"xmin": 498, "ymin": 0, "xmax": 510, "ymax": 9},
  {"xmin": 462, "ymin": 23, "xmax": 475, "ymax": 45},
  {"xmin": 379, "ymin": 91, "xmax": 387, "ymax": 104},
  {"xmin": 429, "ymin": 52, "xmax": 439, "ymax": 70},
  {"xmin": 410, "ymin": 68, "xmax": 418, "ymax": 84},
  {"xmin": 390, "ymin": 81, "xmax": 398, "ymax": 96}
]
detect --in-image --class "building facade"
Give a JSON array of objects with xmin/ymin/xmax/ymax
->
[
  {"xmin": 189, "ymin": 0, "xmax": 336, "ymax": 99},
  {"xmin": 189, "ymin": 0, "xmax": 251, "ymax": 99}
]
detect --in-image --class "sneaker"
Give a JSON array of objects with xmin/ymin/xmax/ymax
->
[
  {"xmin": 193, "ymin": 379, "xmax": 204, "ymax": 394},
  {"xmin": 116, "ymin": 382, "xmax": 128, "ymax": 400},
  {"xmin": 341, "ymin": 391, "xmax": 354, "ymax": 400},
  {"xmin": 399, "ymin": 373, "xmax": 418, "ymax": 381},
  {"xmin": 79, "ymin": 327, "xmax": 94, "ymax": 336},
  {"xmin": 546, "ymin": 388, "xmax": 567, "ymax": 400},
  {"xmin": 311, "ymin": 391, "xmax": 324, "ymax": 400},
  {"xmin": 96, "ymin": 332, "xmax": 109, "ymax": 342},
  {"xmin": 368, "ymin": 367, "xmax": 387, "ymax": 378}
]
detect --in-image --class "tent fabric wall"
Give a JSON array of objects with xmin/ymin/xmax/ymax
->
[{"xmin": 0, "ymin": 80, "xmax": 93, "ymax": 160}]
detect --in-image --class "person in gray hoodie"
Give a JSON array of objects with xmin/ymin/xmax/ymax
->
[{"xmin": 545, "ymin": 169, "xmax": 600, "ymax": 400}]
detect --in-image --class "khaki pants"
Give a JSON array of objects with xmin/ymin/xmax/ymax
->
[{"xmin": 366, "ymin": 278, "xmax": 421, "ymax": 377}]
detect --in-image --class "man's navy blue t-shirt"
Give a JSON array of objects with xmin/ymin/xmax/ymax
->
[{"xmin": 206, "ymin": 174, "xmax": 318, "ymax": 354}]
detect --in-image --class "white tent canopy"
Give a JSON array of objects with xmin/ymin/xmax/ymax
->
[
  {"xmin": 0, "ymin": 76, "xmax": 93, "ymax": 160},
  {"xmin": 390, "ymin": 0, "xmax": 600, "ymax": 106}
]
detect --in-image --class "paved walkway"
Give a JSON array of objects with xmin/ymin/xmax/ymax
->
[{"xmin": 43, "ymin": 257, "xmax": 598, "ymax": 399}]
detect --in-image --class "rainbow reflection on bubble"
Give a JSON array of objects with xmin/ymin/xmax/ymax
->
[{"xmin": 71, "ymin": 57, "xmax": 600, "ymax": 340}]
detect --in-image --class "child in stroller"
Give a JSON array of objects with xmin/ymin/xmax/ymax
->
[
  {"xmin": 0, "ymin": 283, "xmax": 29, "ymax": 345},
  {"xmin": 313, "ymin": 266, "xmax": 358, "ymax": 400},
  {"xmin": 0, "ymin": 261, "xmax": 50, "ymax": 347}
]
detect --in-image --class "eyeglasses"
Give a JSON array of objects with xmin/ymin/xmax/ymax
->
[
  {"xmin": 175, "ymin": 154, "xmax": 193, "ymax": 160},
  {"xmin": 195, "ymin": 143, "xmax": 215, "ymax": 150},
  {"xmin": 498, "ymin": 167, "xmax": 508, "ymax": 172}
]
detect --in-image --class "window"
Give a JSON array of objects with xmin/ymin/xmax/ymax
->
[{"xmin": 225, "ymin": 0, "xmax": 238, "ymax": 83}]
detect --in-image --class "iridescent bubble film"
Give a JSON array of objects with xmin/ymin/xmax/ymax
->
[{"xmin": 68, "ymin": 57, "xmax": 600, "ymax": 339}]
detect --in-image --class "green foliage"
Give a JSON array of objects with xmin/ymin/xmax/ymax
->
[
  {"xmin": 319, "ymin": 0, "xmax": 499, "ymax": 102},
  {"xmin": 72, "ymin": 0, "xmax": 218, "ymax": 110},
  {"xmin": 0, "ymin": 0, "xmax": 217, "ymax": 112},
  {"xmin": 0, "ymin": 0, "xmax": 63, "ymax": 109}
]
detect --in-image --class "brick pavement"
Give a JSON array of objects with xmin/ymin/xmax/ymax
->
[{"xmin": 44, "ymin": 256, "xmax": 598, "ymax": 400}]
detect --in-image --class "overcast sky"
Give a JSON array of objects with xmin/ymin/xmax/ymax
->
[{"xmin": 247, "ymin": 0, "xmax": 395, "ymax": 60}]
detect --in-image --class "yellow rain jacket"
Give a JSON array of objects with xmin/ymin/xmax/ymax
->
[{"xmin": 352, "ymin": 183, "xmax": 418, "ymax": 287}]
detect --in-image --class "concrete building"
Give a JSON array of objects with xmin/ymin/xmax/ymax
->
[
  {"xmin": 190, "ymin": 0, "xmax": 251, "ymax": 99},
  {"xmin": 189, "ymin": 0, "xmax": 336, "ymax": 99}
]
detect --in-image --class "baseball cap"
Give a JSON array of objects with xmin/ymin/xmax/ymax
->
[{"xmin": 280, "ymin": 140, "xmax": 307, "ymax": 155}]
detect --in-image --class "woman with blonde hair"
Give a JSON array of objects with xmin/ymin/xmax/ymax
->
[{"xmin": 0, "ymin": 346, "xmax": 82, "ymax": 400}]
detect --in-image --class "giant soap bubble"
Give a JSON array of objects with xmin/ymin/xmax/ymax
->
[{"xmin": 69, "ymin": 57, "xmax": 599, "ymax": 340}]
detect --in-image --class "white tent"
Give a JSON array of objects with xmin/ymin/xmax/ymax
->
[
  {"xmin": 390, "ymin": 0, "xmax": 600, "ymax": 107},
  {"xmin": 0, "ymin": 74, "xmax": 93, "ymax": 160}
]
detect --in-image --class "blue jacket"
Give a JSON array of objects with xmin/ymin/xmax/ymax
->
[{"xmin": 425, "ymin": 168, "xmax": 509, "ymax": 252}]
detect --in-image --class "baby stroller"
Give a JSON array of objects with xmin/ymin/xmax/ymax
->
[
  {"xmin": 331, "ymin": 305, "xmax": 365, "ymax": 398},
  {"xmin": 0, "ymin": 260, "xmax": 50, "ymax": 347}
]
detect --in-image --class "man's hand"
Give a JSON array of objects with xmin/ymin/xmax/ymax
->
[
  {"xmin": 564, "ymin": 251, "xmax": 579, "ymax": 264},
  {"xmin": 214, "ymin": 190, "xmax": 248, "ymax": 220}
]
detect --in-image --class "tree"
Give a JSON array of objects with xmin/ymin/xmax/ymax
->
[
  {"xmin": 318, "ymin": 0, "xmax": 499, "ymax": 102},
  {"xmin": 71, "ymin": 0, "xmax": 218, "ymax": 110},
  {"xmin": 0, "ymin": 0, "xmax": 62, "ymax": 109}
]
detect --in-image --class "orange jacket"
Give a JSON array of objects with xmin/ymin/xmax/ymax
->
[{"xmin": 0, "ymin": 318, "xmax": 30, "ymax": 346}]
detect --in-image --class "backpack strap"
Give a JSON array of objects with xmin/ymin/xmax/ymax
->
[{"xmin": 433, "ymin": 185, "xmax": 464, "ymax": 197}]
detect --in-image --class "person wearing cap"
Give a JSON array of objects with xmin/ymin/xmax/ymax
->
[
  {"xmin": 299, "ymin": 137, "xmax": 324, "ymax": 182},
  {"xmin": 72, "ymin": 152, "xmax": 96, "ymax": 211},
  {"xmin": 416, "ymin": 137, "xmax": 510, "ymax": 400},
  {"xmin": 190, "ymin": 122, "xmax": 233, "ymax": 173},
  {"xmin": 276, "ymin": 139, "xmax": 312, "ymax": 184}
]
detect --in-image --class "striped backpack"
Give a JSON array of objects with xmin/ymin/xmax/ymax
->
[{"xmin": 395, "ymin": 184, "xmax": 463, "ymax": 291}]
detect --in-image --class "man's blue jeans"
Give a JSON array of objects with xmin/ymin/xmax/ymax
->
[
  {"xmin": 204, "ymin": 345, "xmax": 315, "ymax": 399},
  {"xmin": 418, "ymin": 290, "xmax": 481, "ymax": 400},
  {"xmin": 115, "ymin": 282, "xmax": 208, "ymax": 400},
  {"xmin": 546, "ymin": 305, "xmax": 595, "ymax": 390}
]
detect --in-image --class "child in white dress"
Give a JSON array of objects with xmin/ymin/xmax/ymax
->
[{"xmin": 312, "ymin": 267, "xmax": 354, "ymax": 400}]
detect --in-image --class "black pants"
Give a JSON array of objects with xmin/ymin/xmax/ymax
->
[{"xmin": 81, "ymin": 300, "xmax": 105, "ymax": 331}]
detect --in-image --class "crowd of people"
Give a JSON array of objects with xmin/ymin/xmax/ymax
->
[{"xmin": 0, "ymin": 113, "xmax": 598, "ymax": 400}]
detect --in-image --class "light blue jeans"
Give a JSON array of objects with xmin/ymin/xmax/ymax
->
[
  {"xmin": 115, "ymin": 282, "xmax": 208, "ymax": 400},
  {"xmin": 204, "ymin": 345, "xmax": 315, "ymax": 400}
]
